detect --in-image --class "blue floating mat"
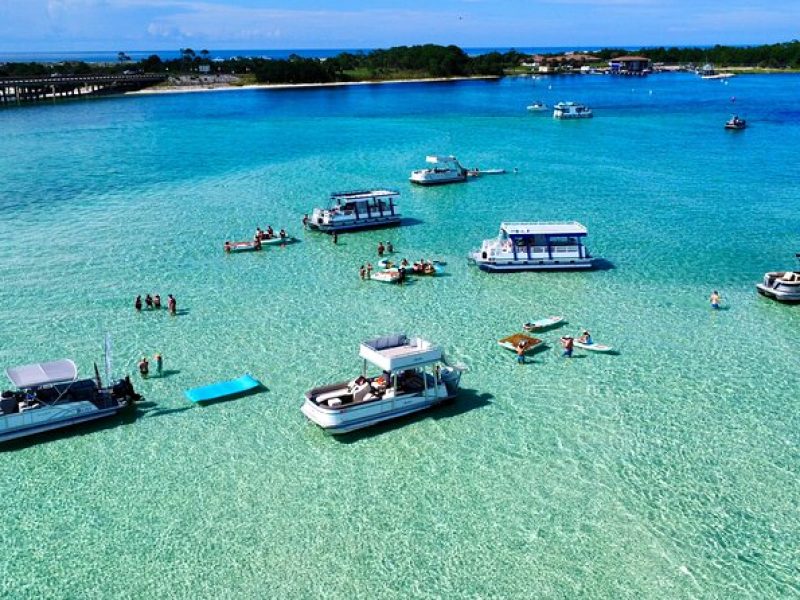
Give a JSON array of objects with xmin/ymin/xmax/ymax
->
[{"xmin": 184, "ymin": 374, "xmax": 262, "ymax": 403}]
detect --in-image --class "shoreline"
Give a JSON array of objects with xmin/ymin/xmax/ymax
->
[{"xmin": 125, "ymin": 75, "xmax": 501, "ymax": 96}]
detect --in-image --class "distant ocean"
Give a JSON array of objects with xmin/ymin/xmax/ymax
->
[{"xmin": 0, "ymin": 47, "xmax": 619, "ymax": 63}]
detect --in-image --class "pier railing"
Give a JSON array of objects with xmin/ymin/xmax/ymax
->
[{"xmin": 0, "ymin": 73, "xmax": 167, "ymax": 106}]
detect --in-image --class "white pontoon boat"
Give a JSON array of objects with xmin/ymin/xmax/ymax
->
[
  {"xmin": 301, "ymin": 334, "xmax": 462, "ymax": 434},
  {"xmin": 409, "ymin": 156, "xmax": 467, "ymax": 185}
]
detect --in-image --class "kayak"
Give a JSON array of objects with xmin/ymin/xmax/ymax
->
[
  {"xmin": 523, "ymin": 316, "xmax": 565, "ymax": 331},
  {"xmin": 573, "ymin": 341, "xmax": 613, "ymax": 353},
  {"xmin": 498, "ymin": 333, "xmax": 543, "ymax": 354}
]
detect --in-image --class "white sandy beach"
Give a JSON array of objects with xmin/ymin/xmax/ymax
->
[{"xmin": 126, "ymin": 75, "xmax": 501, "ymax": 96}]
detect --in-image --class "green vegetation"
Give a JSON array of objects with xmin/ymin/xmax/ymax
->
[
  {"xmin": 597, "ymin": 40, "xmax": 800, "ymax": 69},
  {"xmin": 0, "ymin": 45, "xmax": 522, "ymax": 83}
]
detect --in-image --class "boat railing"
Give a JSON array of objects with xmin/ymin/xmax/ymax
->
[{"xmin": 331, "ymin": 189, "xmax": 399, "ymax": 200}]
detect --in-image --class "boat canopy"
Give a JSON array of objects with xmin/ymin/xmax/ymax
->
[
  {"xmin": 330, "ymin": 189, "xmax": 399, "ymax": 202},
  {"xmin": 426, "ymin": 155, "xmax": 459, "ymax": 164},
  {"xmin": 360, "ymin": 334, "xmax": 443, "ymax": 372},
  {"xmin": 501, "ymin": 221, "xmax": 588, "ymax": 236},
  {"xmin": 6, "ymin": 359, "xmax": 78, "ymax": 389}
]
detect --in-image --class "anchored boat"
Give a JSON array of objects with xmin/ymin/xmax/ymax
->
[
  {"xmin": 409, "ymin": 155, "xmax": 467, "ymax": 186},
  {"xmin": 757, "ymin": 260, "xmax": 800, "ymax": 303},
  {"xmin": 469, "ymin": 222, "xmax": 595, "ymax": 272},
  {"xmin": 553, "ymin": 102, "xmax": 593, "ymax": 119},
  {"xmin": 725, "ymin": 115, "xmax": 746, "ymax": 130},
  {"xmin": 309, "ymin": 189, "xmax": 401, "ymax": 233},
  {"xmin": 1, "ymin": 348, "xmax": 140, "ymax": 443},
  {"xmin": 301, "ymin": 334, "xmax": 462, "ymax": 434}
]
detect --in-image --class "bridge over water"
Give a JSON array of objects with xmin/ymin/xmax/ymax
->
[{"xmin": 0, "ymin": 73, "xmax": 167, "ymax": 106}]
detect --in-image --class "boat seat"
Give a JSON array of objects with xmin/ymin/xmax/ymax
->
[{"xmin": 352, "ymin": 383, "xmax": 370, "ymax": 403}]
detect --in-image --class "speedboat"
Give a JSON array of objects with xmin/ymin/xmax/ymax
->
[
  {"xmin": 309, "ymin": 189, "xmax": 401, "ymax": 233},
  {"xmin": 725, "ymin": 115, "xmax": 746, "ymax": 130},
  {"xmin": 553, "ymin": 102, "xmax": 593, "ymax": 119},
  {"xmin": 301, "ymin": 334, "xmax": 462, "ymax": 434},
  {"xmin": 1, "ymin": 356, "xmax": 140, "ymax": 443},
  {"xmin": 409, "ymin": 156, "xmax": 467, "ymax": 186},
  {"xmin": 757, "ymin": 264, "xmax": 800, "ymax": 303},
  {"xmin": 469, "ymin": 221, "xmax": 595, "ymax": 272},
  {"xmin": 527, "ymin": 101, "xmax": 547, "ymax": 111}
]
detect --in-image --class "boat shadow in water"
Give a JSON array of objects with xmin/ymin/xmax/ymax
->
[
  {"xmin": 0, "ymin": 402, "xmax": 146, "ymax": 452},
  {"xmin": 590, "ymin": 258, "xmax": 615, "ymax": 271},
  {"xmin": 333, "ymin": 387, "xmax": 493, "ymax": 444}
]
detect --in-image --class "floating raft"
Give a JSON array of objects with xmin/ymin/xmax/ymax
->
[
  {"xmin": 185, "ymin": 374, "xmax": 263, "ymax": 403},
  {"xmin": 498, "ymin": 333, "xmax": 543, "ymax": 353}
]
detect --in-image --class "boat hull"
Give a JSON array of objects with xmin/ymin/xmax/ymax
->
[
  {"xmin": 309, "ymin": 216, "xmax": 401, "ymax": 233},
  {"xmin": 301, "ymin": 393, "xmax": 452, "ymax": 434},
  {"xmin": 756, "ymin": 284, "xmax": 800, "ymax": 303},
  {"xmin": 0, "ymin": 403, "xmax": 124, "ymax": 443},
  {"xmin": 409, "ymin": 176, "xmax": 467, "ymax": 186},
  {"xmin": 475, "ymin": 259, "xmax": 593, "ymax": 272}
]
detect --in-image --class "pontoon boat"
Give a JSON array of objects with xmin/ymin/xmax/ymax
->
[
  {"xmin": 301, "ymin": 334, "xmax": 462, "ymax": 434},
  {"xmin": 309, "ymin": 189, "xmax": 401, "ymax": 233},
  {"xmin": 409, "ymin": 156, "xmax": 467, "ymax": 185}
]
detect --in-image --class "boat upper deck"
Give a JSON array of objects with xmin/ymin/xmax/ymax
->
[
  {"xmin": 501, "ymin": 221, "xmax": 588, "ymax": 237},
  {"xmin": 330, "ymin": 189, "xmax": 399, "ymax": 203},
  {"xmin": 359, "ymin": 334, "xmax": 443, "ymax": 371}
]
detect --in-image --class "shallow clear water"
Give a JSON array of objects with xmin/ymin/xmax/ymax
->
[{"xmin": 1, "ymin": 74, "xmax": 799, "ymax": 598}]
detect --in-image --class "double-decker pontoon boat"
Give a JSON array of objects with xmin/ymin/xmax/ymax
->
[
  {"xmin": 469, "ymin": 222, "xmax": 595, "ymax": 272},
  {"xmin": 308, "ymin": 189, "xmax": 401, "ymax": 233},
  {"xmin": 553, "ymin": 102, "xmax": 593, "ymax": 119},
  {"xmin": 409, "ymin": 156, "xmax": 467, "ymax": 185},
  {"xmin": 301, "ymin": 334, "xmax": 462, "ymax": 434},
  {"xmin": 0, "ymin": 356, "xmax": 140, "ymax": 443}
]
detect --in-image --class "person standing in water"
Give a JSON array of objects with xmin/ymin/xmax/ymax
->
[
  {"xmin": 386, "ymin": 241, "xmax": 394, "ymax": 253},
  {"xmin": 138, "ymin": 356, "xmax": 149, "ymax": 378},
  {"xmin": 154, "ymin": 353, "xmax": 163, "ymax": 377},
  {"xmin": 359, "ymin": 265, "xmax": 366, "ymax": 280},
  {"xmin": 561, "ymin": 336, "xmax": 574, "ymax": 358},
  {"xmin": 302, "ymin": 214, "xmax": 309, "ymax": 229},
  {"xmin": 516, "ymin": 341, "xmax": 526, "ymax": 364},
  {"xmin": 153, "ymin": 294, "xmax": 162, "ymax": 309},
  {"xmin": 710, "ymin": 290, "xmax": 721, "ymax": 310},
  {"xmin": 145, "ymin": 294, "xmax": 154, "ymax": 309},
  {"xmin": 332, "ymin": 232, "xmax": 338, "ymax": 244},
  {"xmin": 167, "ymin": 294, "xmax": 177, "ymax": 315},
  {"xmin": 134, "ymin": 295, "xmax": 142, "ymax": 312},
  {"xmin": 377, "ymin": 242, "xmax": 385, "ymax": 257}
]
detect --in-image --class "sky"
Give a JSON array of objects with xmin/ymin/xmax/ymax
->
[{"xmin": 0, "ymin": 0, "xmax": 798, "ymax": 52}]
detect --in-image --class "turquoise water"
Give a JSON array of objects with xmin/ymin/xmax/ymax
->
[{"xmin": 1, "ymin": 74, "xmax": 799, "ymax": 598}]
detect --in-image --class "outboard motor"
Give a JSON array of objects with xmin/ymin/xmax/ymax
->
[{"xmin": 440, "ymin": 367, "xmax": 462, "ymax": 396}]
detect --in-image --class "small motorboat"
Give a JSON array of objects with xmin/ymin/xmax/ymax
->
[
  {"xmin": 523, "ymin": 316, "xmax": 565, "ymax": 331},
  {"xmin": 498, "ymin": 333, "xmax": 543, "ymax": 353},
  {"xmin": 527, "ymin": 101, "xmax": 547, "ymax": 111},
  {"xmin": 756, "ymin": 264, "xmax": 800, "ymax": 303},
  {"xmin": 371, "ymin": 269, "xmax": 404, "ymax": 284},
  {"xmin": 224, "ymin": 240, "xmax": 262, "ymax": 253},
  {"xmin": 725, "ymin": 115, "xmax": 746, "ymax": 130},
  {"xmin": 467, "ymin": 168, "xmax": 507, "ymax": 177},
  {"xmin": 573, "ymin": 340, "xmax": 613, "ymax": 353}
]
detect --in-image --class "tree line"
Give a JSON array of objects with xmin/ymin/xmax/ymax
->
[
  {"xmin": 597, "ymin": 40, "xmax": 800, "ymax": 68},
  {"xmin": 0, "ymin": 45, "xmax": 523, "ymax": 82}
]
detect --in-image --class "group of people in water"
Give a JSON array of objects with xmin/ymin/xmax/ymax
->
[
  {"xmin": 134, "ymin": 293, "xmax": 177, "ymax": 315},
  {"xmin": 138, "ymin": 353, "xmax": 163, "ymax": 378}
]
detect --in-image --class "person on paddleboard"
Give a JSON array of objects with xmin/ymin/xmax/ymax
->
[{"xmin": 578, "ymin": 330, "xmax": 592, "ymax": 345}]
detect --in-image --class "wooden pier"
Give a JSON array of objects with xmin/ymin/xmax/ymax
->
[{"xmin": 0, "ymin": 73, "xmax": 167, "ymax": 106}]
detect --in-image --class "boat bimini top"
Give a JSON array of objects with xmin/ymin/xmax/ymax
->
[
  {"xmin": 6, "ymin": 359, "xmax": 78, "ymax": 389},
  {"xmin": 359, "ymin": 334, "xmax": 443, "ymax": 372}
]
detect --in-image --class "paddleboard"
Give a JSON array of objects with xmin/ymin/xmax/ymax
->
[
  {"xmin": 185, "ymin": 374, "xmax": 263, "ymax": 403},
  {"xmin": 523, "ymin": 316, "xmax": 565, "ymax": 331},
  {"xmin": 573, "ymin": 341, "xmax": 613, "ymax": 353}
]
